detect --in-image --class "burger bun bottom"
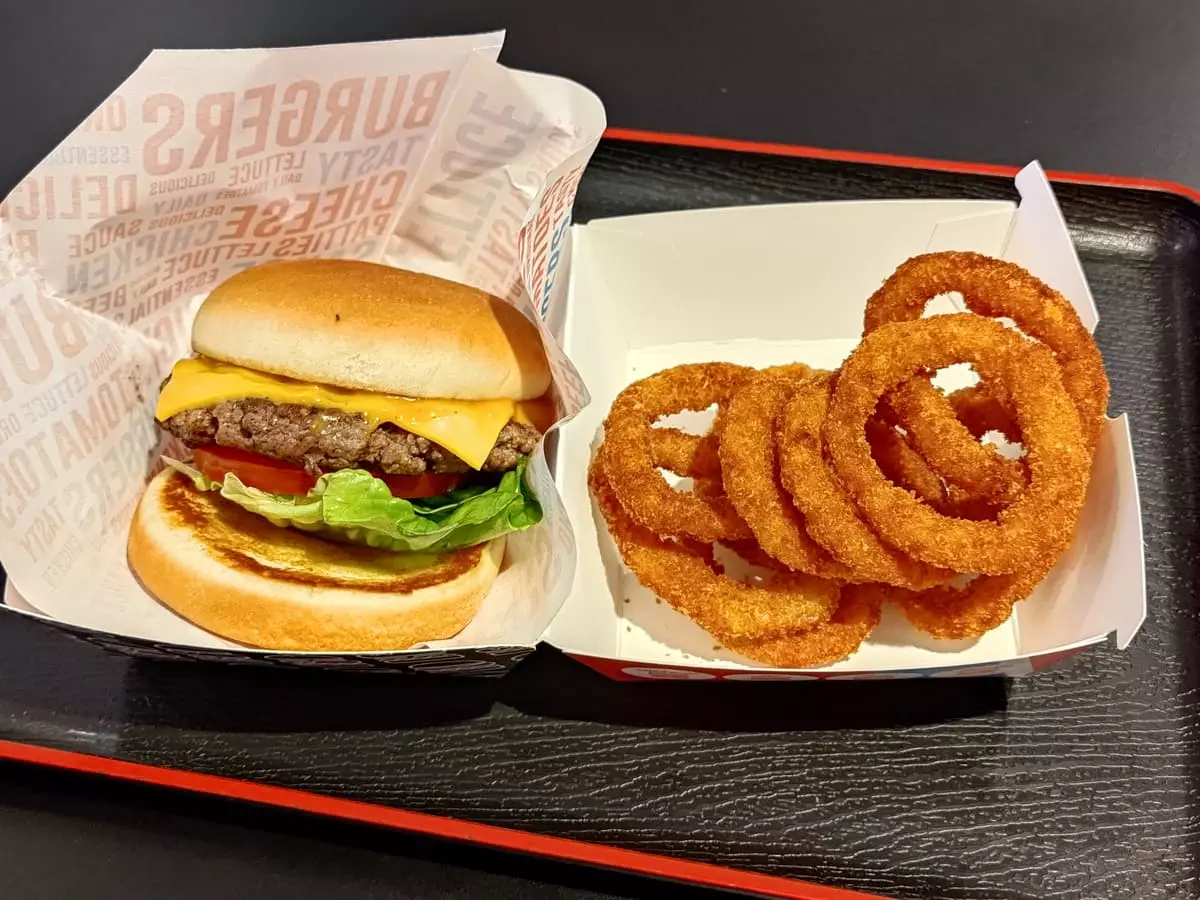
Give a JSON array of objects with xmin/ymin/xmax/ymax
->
[{"xmin": 127, "ymin": 468, "xmax": 503, "ymax": 652}]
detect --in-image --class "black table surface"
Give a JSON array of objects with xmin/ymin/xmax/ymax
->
[{"xmin": 2, "ymin": 2, "xmax": 1198, "ymax": 898}]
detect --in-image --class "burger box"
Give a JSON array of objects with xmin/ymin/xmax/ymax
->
[
  {"xmin": 0, "ymin": 33, "xmax": 607, "ymax": 675},
  {"xmin": 0, "ymin": 34, "xmax": 1145, "ymax": 679}
]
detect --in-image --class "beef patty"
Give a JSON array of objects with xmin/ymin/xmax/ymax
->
[{"xmin": 164, "ymin": 399, "xmax": 541, "ymax": 476}]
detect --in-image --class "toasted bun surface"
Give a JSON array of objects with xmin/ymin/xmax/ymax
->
[
  {"xmin": 127, "ymin": 469, "xmax": 503, "ymax": 652},
  {"xmin": 191, "ymin": 260, "xmax": 551, "ymax": 401}
]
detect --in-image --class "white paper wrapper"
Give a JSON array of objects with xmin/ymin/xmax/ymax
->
[{"xmin": 0, "ymin": 32, "xmax": 605, "ymax": 658}]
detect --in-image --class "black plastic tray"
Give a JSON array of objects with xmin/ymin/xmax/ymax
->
[{"xmin": 1, "ymin": 135, "xmax": 1196, "ymax": 900}]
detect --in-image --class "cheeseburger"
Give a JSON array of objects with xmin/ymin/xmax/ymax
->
[{"xmin": 128, "ymin": 259, "xmax": 554, "ymax": 652}]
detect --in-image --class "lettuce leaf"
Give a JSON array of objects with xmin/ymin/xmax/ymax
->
[{"xmin": 164, "ymin": 456, "xmax": 542, "ymax": 553}]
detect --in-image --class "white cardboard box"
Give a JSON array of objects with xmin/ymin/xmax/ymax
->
[{"xmin": 543, "ymin": 162, "xmax": 1145, "ymax": 682}]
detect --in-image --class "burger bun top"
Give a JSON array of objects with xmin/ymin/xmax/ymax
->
[{"xmin": 191, "ymin": 260, "xmax": 552, "ymax": 401}]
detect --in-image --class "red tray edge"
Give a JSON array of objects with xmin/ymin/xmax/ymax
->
[
  {"xmin": 603, "ymin": 126, "xmax": 1200, "ymax": 204},
  {"xmin": 0, "ymin": 739, "xmax": 880, "ymax": 900},
  {"xmin": 9, "ymin": 126, "xmax": 1185, "ymax": 900}
]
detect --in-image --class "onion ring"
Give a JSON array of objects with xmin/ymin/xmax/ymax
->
[
  {"xmin": 718, "ymin": 369, "xmax": 854, "ymax": 579},
  {"xmin": 863, "ymin": 410, "xmax": 1038, "ymax": 638},
  {"xmin": 603, "ymin": 363, "xmax": 755, "ymax": 542},
  {"xmin": 589, "ymin": 445, "xmax": 840, "ymax": 640},
  {"xmin": 647, "ymin": 363, "xmax": 815, "ymax": 482},
  {"xmin": 948, "ymin": 382, "xmax": 1019, "ymax": 440},
  {"xmin": 776, "ymin": 373, "xmax": 954, "ymax": 589},
  {"xmin": 884, "ymin": 375, "xmax": 1026, "ymax": 504},
  {"xmin": 721, "ymin": 583, "xmax": 885, "ymax": 667},
  {"xmin": 892, "ymin": 559, "xmax": 1053, "ymax": 640},
  {"xmin": 867, "ymin": 417, "xmax": 1003, "ymax": 521},
  {"xmin": 941, "ymin": 484, "xmax": 1006, "ymax": 522},
  {"xmin": 649, "ymin": 429, "xmax": 721, "ymax": 480},
  {"xmin": 823, "ymin": 314, "xmax": 1090, "ymax": 575},
  {"xmin": 761, "ymin": 362, "xmax": 818, "ymax": 381},
  {"xmin": 721, "ymin": 538, "xmax": 793, "ymax": 572},
  {"xmin": 866, "ymin": 416, "xmax": 947, "ymax": 509},
  {"xmin": 863, "ymin": 250, "xmax": 1109, "ymax": 449}
]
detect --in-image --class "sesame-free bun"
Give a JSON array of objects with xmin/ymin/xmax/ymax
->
[
  {"xmin": 191, "ymin": 260, "xmax": 551, "ymax": 401},
  {"xmin": 127, "ymin": 469, "xmax": 504, "ymax": 652}
]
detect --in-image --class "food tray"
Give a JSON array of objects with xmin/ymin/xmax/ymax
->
[{"xmin": 0, "ymin": 133, "xmax": 1196, "ymax": 900}]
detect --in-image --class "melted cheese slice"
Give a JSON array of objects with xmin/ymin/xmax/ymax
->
[{"xmin": 156, "ymin": 357, "xmax": 552, "ymax": 470}]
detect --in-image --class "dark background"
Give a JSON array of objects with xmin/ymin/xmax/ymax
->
[
  {"xmin": 5, "ymin": 0, "xmax": 1200, "ymax": 192},
  {"xmin": 1, "ymin": 2, "xmax": 1197, "ymax": 898}
]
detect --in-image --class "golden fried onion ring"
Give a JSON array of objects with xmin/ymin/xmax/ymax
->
[
  {"xmin": 948, "ymin": 382, "xmax": 1020, "ymax": 440},
  {"xmin": 649, "ymin": 429, "xmax": 722, "ymax": 480},
  {"xmin": 648, "ymin": 364, "xmax": 816, "ymax": 484},
  {"xmin": 823, "ymin": 315, "xmax": 1090, "ymax": 575},
  {"xmin": 884, "ymin": 375, "xmax": 1026, "ymax": 505},
  {"xmin": 718, "ymin": 369, "xmax": 854, "ymax": 579},
  {"xmin": 603, "ymin": 363, "xmax": 754, "ymax": 542},
  {"xmin": 867, "ymin": 416, "xmax": 1003, "ymax": 521},
  {"xmin": 891, "ymin": 558, "xmax": 1054, "ymax": 640},
  {"xmin": 863, "ymin": 250, "xmax": 1109, "ymax": 450},
  {"xmin": 721, "ymin": 583, "xmax": 885, "ymax": 668},
  {"xmin": 777, "ymin": 373, "xmax": 954, "ymax": 589},
  {"xmin": 589, "ymin": 445, "xmax": 840, "ymax": 641}
]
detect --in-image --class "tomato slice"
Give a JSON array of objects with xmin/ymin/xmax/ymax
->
[
  {"xmin": 193, "ymin": 445, "xmax": 318, "ymax": 496},
  {"xmin": 380, "ymin": 471, "xmax": 464, "ymax": 499},
  {"xmin": 192, "ymin": 445, "xmax": 463, "ymax": 499}
]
